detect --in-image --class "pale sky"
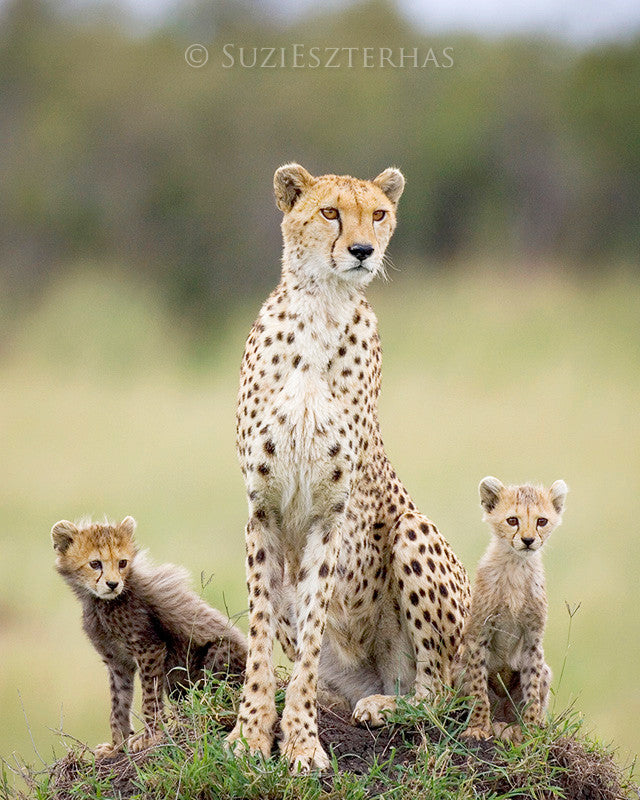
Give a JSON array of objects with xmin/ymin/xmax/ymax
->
[
  {"xmin": 45, "ymin": 0, "xmax": 640, "ymax": 44},
  {"xmin": 398, "ymin": 0, "xmax": 640, "ymax": 43}
]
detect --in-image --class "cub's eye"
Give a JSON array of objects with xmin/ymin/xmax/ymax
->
[
  {"xmin": 89, "ymin": 560, "xmax": 102, "ymax": 570},
  {"xmin": 537, "ymin": 518, "xmax": 548, "ymax": 527},
  {"xmin": 506, "ymin": 517, "xmax": 519, "ymax": 527},
  {"xmin": 372, "ymin": 209, "xmax": 387, "ymax": 222},
  {"xmin": 119, "ymin": 559, "xmax": 128, "ymax": 569},
  {"xmin": 320, "ymin": 207, "xmax": 339, "ymax": 220}
]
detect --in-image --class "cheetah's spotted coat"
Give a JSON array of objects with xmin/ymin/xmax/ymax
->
[
  {"xmin": 226, "ymin": 164, "xmax": 470, "ymax": 771},
  {"xmin": 52, "ymin": 517, "xmax": 247, "ymax": 757},
  {"xmin": 453, "ymin": 477, "xmax": 568, "ymax": 742}
]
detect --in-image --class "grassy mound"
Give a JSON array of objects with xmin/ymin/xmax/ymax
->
[{"xmin": 11, "ymin": 678, "xmax": 637, "ymax": 800}]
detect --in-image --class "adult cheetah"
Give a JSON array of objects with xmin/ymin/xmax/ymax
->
[{"xmin": 226, "ymin": 164, "xmax": 470, "ymax": 771}]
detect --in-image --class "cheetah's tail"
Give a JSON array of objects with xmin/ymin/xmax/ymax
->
[{"xmin": 131, "ymin": 550, "xmax": 248, "ymax": 659}]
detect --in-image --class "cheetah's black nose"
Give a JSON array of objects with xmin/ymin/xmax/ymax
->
[
  {"xmin": 348, "ymin": 244, "xmax": 374, "ymax": 261},
  {"xmin": 106, "ymin": 580, "xmax": 119, "ymax": 591},
  {"xmin": 521, "ymin": 537, "xmax": 534, "ymax": 548}
]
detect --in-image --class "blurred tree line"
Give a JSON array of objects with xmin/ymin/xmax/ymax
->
[{"xmin": 1, "ymin": 0, "xmax": 639, "ymax": 321}]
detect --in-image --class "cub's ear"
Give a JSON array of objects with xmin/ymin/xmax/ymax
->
[
  {"xmin": 479, "ymin": 476, "xmax": 505, "ymax": 512},
  {"xmin": 373, "ymin": 168, "xmax": 405, "ymax": 205},
  {"xmin": 51, "ymin": 520, "xmax": 78, "ymax": 553},
  {"xmin": 274, "ymin": 163, "xmax": 314, "ymax": 212},
  {"xmin": 549, "ymin": 480, "xmax": 568, "ymax": 514},
  {"xmin": 118, "ymin": 516, "xmax": 137, "ymax": 539}
]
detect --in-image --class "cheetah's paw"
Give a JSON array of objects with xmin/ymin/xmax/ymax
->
[
  {"xmin": 461, "ymin": 725, "xmax": 491, "ymax": 741},
  {"xmin": 280, "ymin": 736, "xmax": 330, "ymax": 773},
  {"xmin": 225, "ymin": 722, "xmax": 274, "ymax": 760},
  {"xmin": 351, "ymin": 694, "xmax": 397, "ymax": 727},
  {"xmin": 493, "ymin": 721, "xmax": 524, "ymax": 744}
]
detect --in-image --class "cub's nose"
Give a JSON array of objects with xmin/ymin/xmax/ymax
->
[
  {"xmin": 348, "ymin": 243, "xmax": 374, "ymax": 261},
  {"xmin": 521, "ymin": 537, "xmax": 534, "ymax": 548},
  {"xmin": 106, "ymin": 580, "xmax": 119, "ymax": 591}
]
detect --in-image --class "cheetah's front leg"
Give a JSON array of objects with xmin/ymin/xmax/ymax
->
[
  {"xmin": 226, "ymin": 515, "xmax": 280, "ymax": 759},
  {"xmin": 279, "ymin": 519, "xmax": 339, "ymax": 772}
]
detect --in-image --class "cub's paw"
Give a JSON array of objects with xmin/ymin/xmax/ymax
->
[
  {"xmin": 461, "ymin": 725, "xmax": 491, "ymax": 741},
  {"xmin": 280, "ymin": 735, "xmax": 330, "ymax": 773},
  {"xmin": 351, "ymin": 694, "xmax": 397, "ymax": 727},
  {"xmin": 494, "ymin": 722, "xmax": 524, "ymax": 744},
  {"xmin": 523, "ymin": 712, "xmax": 545, "ymax": 730},
  {"xmin": 93, "ymin": 742, "xmax": 116, "ymax": 759},
  {"xmin": 128, "ymin": 730, "xmax": 163, "ymax": 753},
  {"xmin": 225, "ymin": 722, "xmax": 274, "ymax": 760}
]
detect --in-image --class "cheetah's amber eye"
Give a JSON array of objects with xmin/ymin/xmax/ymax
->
[
  {"xmin": 119, "ymin": 559, "xmax": 128, "ymax": 569},
  {"xmin": 372, "ymin": 210, "xmax": 387, "ymax": 222},
  {"xmin": 89, "ymin": 560, "xmax": 102, "ymax": 570},
  {"xmin": 537, "ymin": 518, "xmax": 548, "ymax": 527},
  {"xmin": 506, "ymin": 517, "xmax": 519, "ymax": 527},
  {"xmin": 320, "ymin": 207, "xmax": 339, "ymax": 220}
]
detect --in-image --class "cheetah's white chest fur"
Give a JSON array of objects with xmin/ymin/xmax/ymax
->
[
  {"xmin": 260, "ymin": 288, "xmax": 355, "ymax": 537},
  {"xmin": 272, "ymin": 369, "xmax": 340, "ymax": 527}
]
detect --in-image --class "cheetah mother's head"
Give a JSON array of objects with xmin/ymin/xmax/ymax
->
[{"xmin": 274, "ymin": 164, "xmax": 404, "ymax": 287}]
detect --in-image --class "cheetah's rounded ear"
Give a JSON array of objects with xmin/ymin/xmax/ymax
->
[
  {"xmin": 549, "ymin": 480, "xmax": 568, "ymax": 515},
  {"xmin": 479, "ymin": 476, "xmax": 504, "ymax": 513},
  {"xmin": 373, "ymin": 168, "xmax": 405, "ymax": 206},
  {"xmin": 118, "ymin": 516, "xmax": 137, "ymax": 539},
  {"xmin": 274, "ymin": 163, "xmax": 314, "ymax": 212},
  {"xmin": 51, "ymin": 520, "xmax": 78, "ymax": 553}
]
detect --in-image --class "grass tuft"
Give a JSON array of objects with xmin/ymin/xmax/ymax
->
[{"xmin": 7, "ymin": 675, "xmax": 637, "ymax": 800}]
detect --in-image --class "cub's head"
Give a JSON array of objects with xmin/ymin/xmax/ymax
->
[
  {"xmin": 479, "ymin": 477, "xmax": 568, "ymax": 555},
  {"xmin": 52, "ymin": 516, "xmax": 137, "ymax": 599},
  {"xmin": 273, "ymin": 163, "xmax": 404, "ymax": 287}
]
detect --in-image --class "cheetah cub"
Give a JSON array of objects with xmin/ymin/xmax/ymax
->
[
  {"xmin": 52, "ymin": 516, "xmax": 247, "ymax": 758},
  {"xmin": 454, "ymin": 477, "xmax": 568, "ymax": 742}
]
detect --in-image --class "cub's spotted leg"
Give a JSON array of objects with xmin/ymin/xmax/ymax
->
[
  {"xmin": 520, "ymin": 637, "xmax": 547, "ymax": 730},
  {"xmin": 460, "ymin": 637, "xmax": 492, "ymax": 740},
  {"xmin": 226, "ymin": 515, "xmax": 280, "ymax": 759},
  {"xmin": 539, "ymin": 663, "xmax": 552, "ymax": 714},
  {"xmin": 495, "ymin": 663, "xmax": 552, "ymax": 744},
  {"xmin": 279, "ymin": 519, "xmax": 340, "ymax": 773},
  {"xmin": 129, "ymin": 643, "xmax": 167, "ymax": 752},
  {"xmin": 94, "ymin": 659, "xmax": 135, "ymax": 759},
  {"xmin": 203, "ymin": 635, "xmax": 246, "ymax": 684}
]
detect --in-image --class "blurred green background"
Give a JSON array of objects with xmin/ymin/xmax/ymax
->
[{"xmin": 1, "ymin": 0, "xmax": 639, "ymax": 787}]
